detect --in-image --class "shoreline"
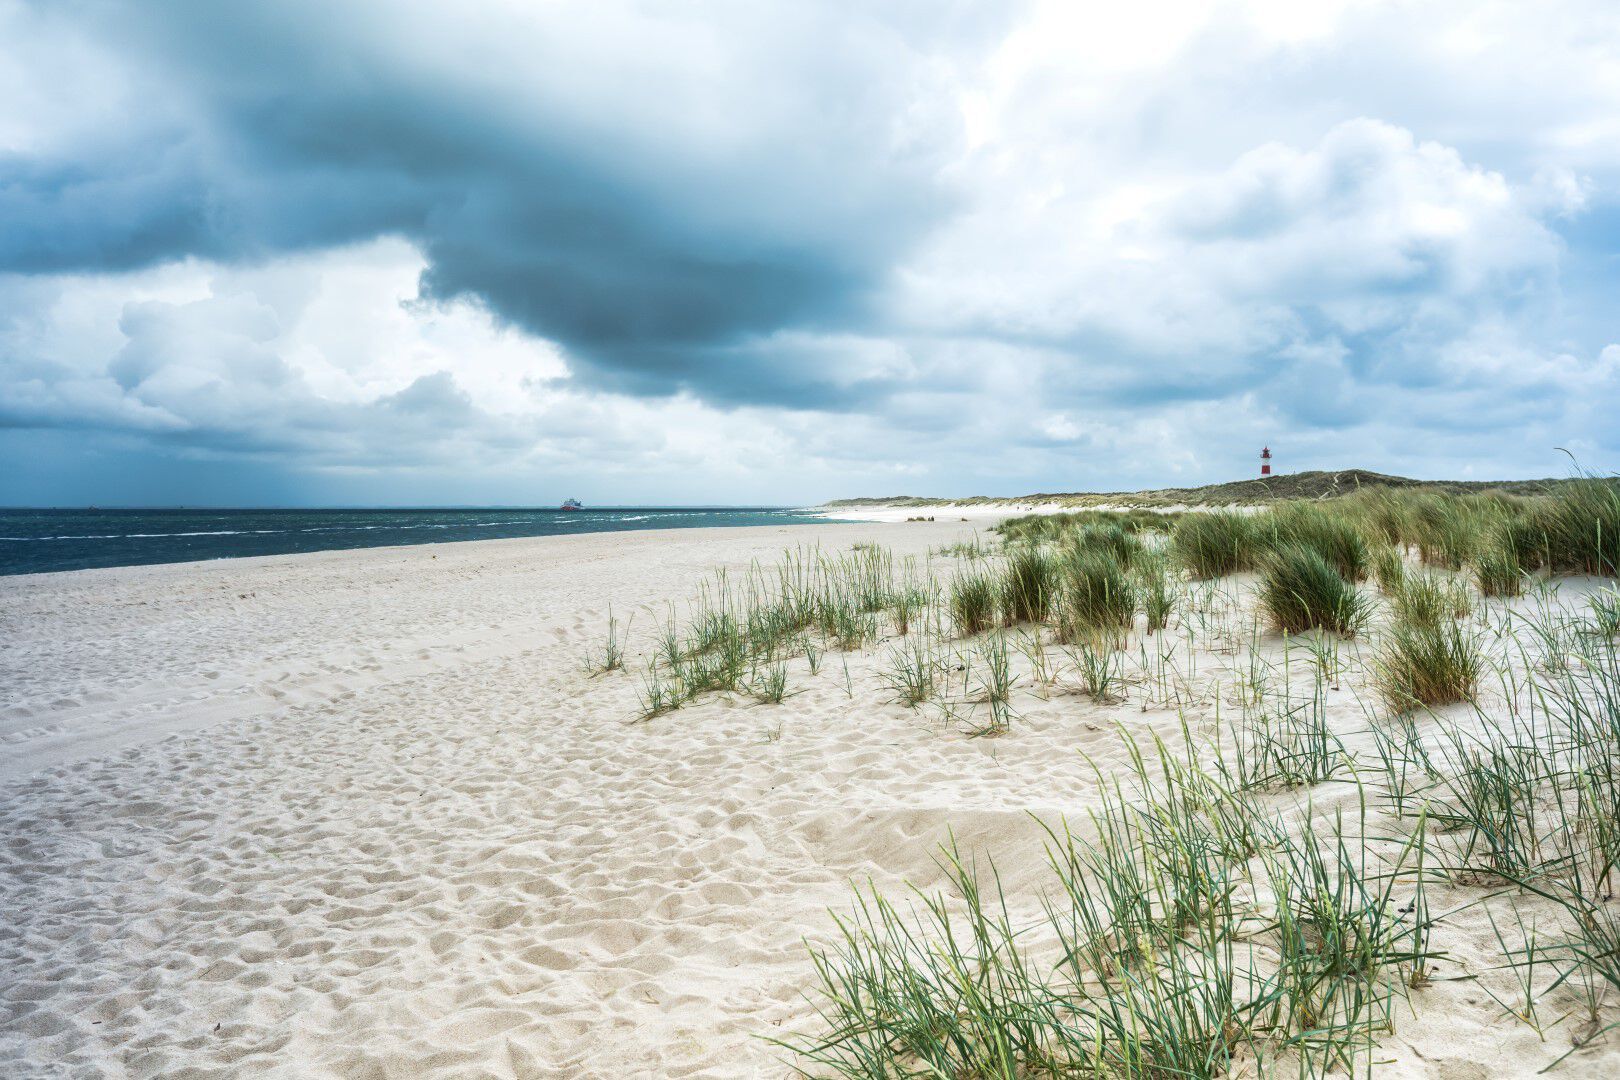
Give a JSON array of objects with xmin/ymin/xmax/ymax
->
[
  {"xmin": 0, "ymin": 508, "xmax": 848, "ymax": 580},
  {"xmin": 0, "ymin": 520, "xmax": 966, "ymax": 776}
]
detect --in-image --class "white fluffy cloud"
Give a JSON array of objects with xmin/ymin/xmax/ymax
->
[{"xmin": 4, "ymin": 241, "xmax": 556, "ymax": 459}]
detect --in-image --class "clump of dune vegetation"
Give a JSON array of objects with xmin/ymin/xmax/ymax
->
[
  {"xmin": 1055, "ymin": 549, "xmax": 1136, "ymax": 643},
  {"xmin": 1371, "ymin": 544, "xmax": 1406, "ymax": 594},
  {"xmin": 1258, "ymin": 544, "xmax": 1367, "ymax": 635},
  {"xmin": 1060, "ymin": 521, "xmax": 1144, "ymax": 569},
  {"xmin": 1169, "ymin": 510, "xmax": 1256, "ymax": 579},
  {"xmin": 948, "ymin": 569, "xmax": 998, "ymax": 636},
  {"xmin": 596, "ymin": 475, "xmax": 1620, "ymax": 1075},
  {"xmin": 996, "ymin": 507, "xmax": 1177, "ymax": 544},
  {"xmin": 583, "ymin": 606, "xmax": 627, "ymax": 675},
  {"xmin": 1472, "ymin": 535, "xmax": 1526, "ymax": 597},
  {"xmin": 1594, "ymin": 587, "xmax": 1620, "ymax": 637},
  {"xmin": 1503, "ymin": 477, "xmax": 1620, "ymax": 576},
  {"xmin": 1388, "ymin": 570, "xmax": 1471, "ymax": 628},
  {"xmin": 1134, "ymin": 549, "xmax": 1176, "ymax": 633},
  {"xmin": 1375, "ymin": 619, "xmax": 1482, "ymax": 710},
  {"xmin": 998, "ymin": 544, "xmax": 1054, "ymax": 625},
  {"xmin": 1265, "ymin": 501, "xmax": 1371, "ymax": 581}
]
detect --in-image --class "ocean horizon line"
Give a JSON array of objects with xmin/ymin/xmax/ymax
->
[{"xmin": 0, "ymin": 505, "xmax": 843, "ymax": 576}]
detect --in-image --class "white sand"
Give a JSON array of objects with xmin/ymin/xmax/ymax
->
[
  {"xmin": 2, "ymin": 522, "xmax": 1618, "ymax": 1077},
  {"xmin": 818, "ymin": 501, "xmax": 1237, "ymax": 523},
  {"xmin": 818, "ymin": 502, "xmax": 1064, "ymax": 522}
]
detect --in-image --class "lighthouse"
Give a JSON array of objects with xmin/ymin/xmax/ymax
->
[{"xmin": 1260, "ymin": 446, "xmax": 1272, "ymax": 477}]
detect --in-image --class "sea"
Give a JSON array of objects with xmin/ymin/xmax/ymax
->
[{"xmin": 0, "ymin": 507, "xmax": 838, "ymax": 576}]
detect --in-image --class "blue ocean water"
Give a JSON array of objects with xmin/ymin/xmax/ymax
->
[{"xmin": 0, "ymin": 507, "xmax": 836, "ymax": 576}]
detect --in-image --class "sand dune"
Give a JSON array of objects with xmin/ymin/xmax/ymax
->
[{"xmin": 3, "ymin": 522, "xmax": 1619, "ymax": 1077}]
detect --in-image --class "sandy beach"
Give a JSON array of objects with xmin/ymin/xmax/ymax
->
[
  {"xmin": 4, "ymin": 518, "xmax": 1620, "ymax": 1078},
  {"xmin": 1, "ymin": 519, "xmax": 1040, "ymax": 1078}
]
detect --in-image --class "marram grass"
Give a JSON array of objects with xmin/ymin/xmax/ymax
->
[
  {"xmin": 1169, "ymin": 511, "xmax": 1256, "ymax": 579},
  {"xmin": 1265, "ymin": 501, "xmax": 1371, "ymax": 582},
  {"xmin": 949, "ymin": 569, "xmax": 998, "ymax": 637},
  {"xmin": 1375, "ymin": 619, "xmax": 1481, "ymax": 710},
  {"xmin": 1258, "ymin": 545, "xmax": 1368, "ymax": 635},
  {"xmin": 779, "ymin": 729, "xmax": 1438, "ymax": 1078},
  {"xmin": 594, "ymin": 506, "xmax": 1620, "ymax": 1074},
  {"xmin": 1389, "ymin": 571, "xmax": 1471, "ymax": 628},
  {"xmin": 998, "ymin": 544, "xmax": 1055, "ymax": 625},
  {"xmin": 1055, "ymin": 549, "xmax": 1136, "ymax": 642}
]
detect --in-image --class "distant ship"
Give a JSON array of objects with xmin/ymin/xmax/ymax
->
[{"xmin": 560, "ymin": 498, "xmax": 584, "ymax": 511}]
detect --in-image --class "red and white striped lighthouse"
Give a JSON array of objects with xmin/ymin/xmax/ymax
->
[{"xmin": 1260, "ymin": 446, "xmax": 1272, "ymax": 476}]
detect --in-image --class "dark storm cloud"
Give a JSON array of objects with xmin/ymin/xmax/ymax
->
[{"xmin": 1, "ymin": 0, "xmax": 1000, "ymax": 404}]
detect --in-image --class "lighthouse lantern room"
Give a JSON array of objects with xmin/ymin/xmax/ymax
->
[{"xmin": 1260, "ymin": 446, "xmax": 1272, "ymax": 477}]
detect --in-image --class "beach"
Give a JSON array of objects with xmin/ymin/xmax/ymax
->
[
  {"xmin": 4, "ymin": 517, "xmax": 1620, "ymax": 1078},
  {"xmin": 2, "ymin": 519, "xmax": 1039, "ymax": 1077}
]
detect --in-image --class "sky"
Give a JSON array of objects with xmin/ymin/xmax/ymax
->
[{"xmin": 3, "ymin": 0, "xmax": 1619, "ymax": 507}]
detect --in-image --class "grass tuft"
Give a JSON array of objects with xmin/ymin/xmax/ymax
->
[
  {"xmin": 1134, "ymin": 550, "xmax": 1177, "ymax": 633},
  {"xmin": 1473, "ymin": 532, "xmax": 1526, "ymax": 598},
  {"xmin": 1390, "ymin": 571, "xmax": 1471, "ymax": 628},
  {"xmin": 1169, "ymin": 511, "xmax": 1256, "ymax": 579},
  {"xmin": 999, "ymin": 544, "xmax": 1055, "ymax": 625},
  {"xmin": 1055, "ymin": 550, "xmax": 1136, "ymax": 642},
  {"xmin": 1267, "ymin": 502, "xmax": 1371, "ymax": 582},
  {"xmin": 1258, "ymin": 545, "xmax": 1368, "ymax": 635},
  {"xmin": 1372, "ymin": 545, "xmax": 1407, "ymax": 594},
  {"xmin": 948, "ymin": 570, "xmax": 998, "ymax": 637},
  {"xmin": 881, "ymin": 636, "xmax": 944, "ymax": 708},
  {"xmin": 583, "ymin": 607, "xmax": 628, "ymax": 676},
  {"xmin": 1062, "ymin": 522, "xmax": 1144, "ymax": 569},
  {"xmin": 1375, "ymin": 619, "xmax": 1481, "ymax": 710}
]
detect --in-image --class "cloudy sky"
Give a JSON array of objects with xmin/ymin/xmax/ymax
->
[{"xmin": 4, "ymin": 0, "xmax": 1619, "ymax": 506}]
